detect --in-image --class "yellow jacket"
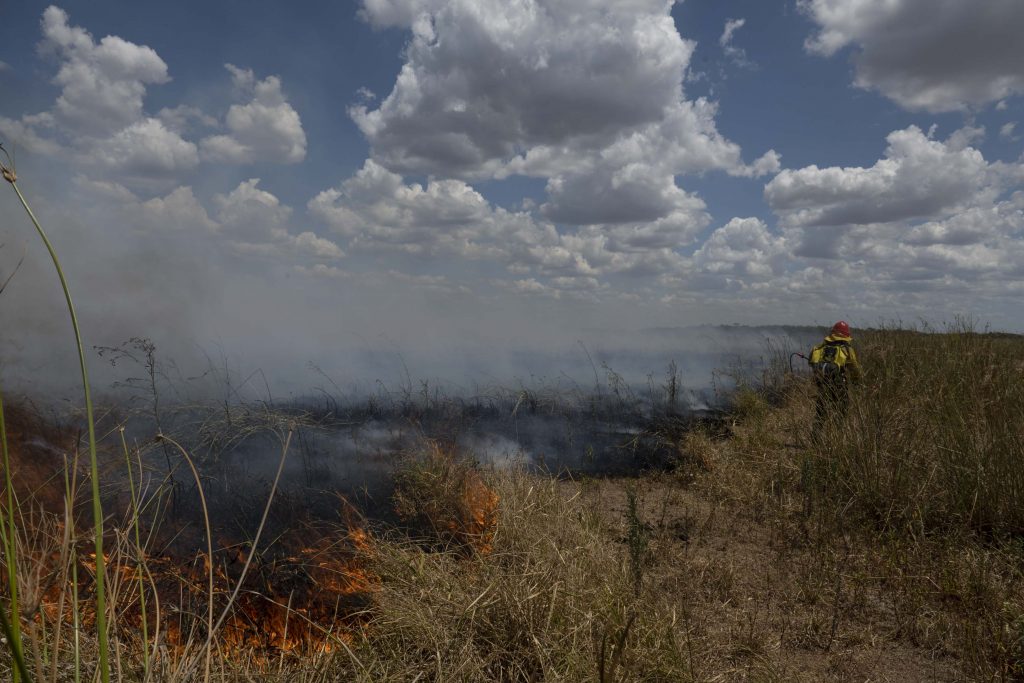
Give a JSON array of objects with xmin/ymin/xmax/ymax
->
[{"xmin": 809, "ymin": 334, "xmax": 862, "ymax": 382}]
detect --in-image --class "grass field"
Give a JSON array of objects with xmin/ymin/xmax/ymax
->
[{"xmin": 1, "ymin": 324, "xmax": 1023, "ymax": 682}]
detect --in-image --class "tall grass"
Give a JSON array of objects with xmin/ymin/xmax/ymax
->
[
  {"xmin": 3, "ymin": 155, "xmax": 109, "ymax": 682},
  {"xmin": 344, "ymin": 467, "xmax": 688, "ymax": 682},
  {"xmin": 812, "ymin": 322, "xmax": 1024, "ymax": 537}
]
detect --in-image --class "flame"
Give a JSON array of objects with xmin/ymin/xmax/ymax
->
[
  {"xmin": 393, "ymin": 442, "xmax": 500, "ymax": 554},
  {"xmin": 7, "ymin": 517, "xmax": 377, "ymax": 667},
  {"xmin": 462, "ymin": 474, "xmax": 500, "ymax": 554},
  {"xmin": 2, "ymin": 429, "xmax": 502, "ymax": 669}
]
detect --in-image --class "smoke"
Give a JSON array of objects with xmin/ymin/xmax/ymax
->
[{"xmin": 0, "ymin": 158, "xmax": 822, "ymax": 406}]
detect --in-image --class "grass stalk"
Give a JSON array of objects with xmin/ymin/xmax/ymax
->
[
  {"xmin": 119, "ymin": 429, "xmax": 150, "ymax": 681},
  {"xmin": 71, "ymin": 553, "xmax": 80, "ymax": 683},
  {"xmin": 0, "ymin": 600, "xmax": 32, "ymax": 683},
  {"xmin": 0, "ymin": 389, "xmax": 24, "ymax": 683},
  {"xmin": 155, "ymin": 433, "xmax": 213, "ymax": 683},
  {"xmin": 208, "ymin": 429, "xmax": 292, "ymax": 639},
  {"xmin": 51, "ymin": 453, "xmax": 79, "ymax": 683},
  {"xmin": 3, "ymin": 170, "xmax": 109, "ymax": 682}
]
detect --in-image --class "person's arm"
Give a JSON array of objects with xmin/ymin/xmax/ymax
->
[
  {"xmin": 808, "ymin": 343, "xmax": 822, "ymax": 366},
  {"xmin": 846, "ymin": 346, "xmax": 863, "ymax": 383}
]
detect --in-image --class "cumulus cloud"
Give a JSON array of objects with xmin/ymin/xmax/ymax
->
[
  {"xmin": 311, "ymin": 0, "xmax": 784, "ymax": 303},
  {"xmin": 214, "ymin": 178, "xmax": 293, "ymax": 236},
  {"xmin": 158, "ymin": 105, "xmax": 217, "ymax": 134},
  {"xmin": 800, "ymin": 0, "xmax": 1024, "ymax": 112},
  {"xmin": 494, "ymin": 275, "xmax": 605, "ymax": 301},
  {"xmin": 761, "ymin": 125, "xmax": 1024, "ymax": 308},
  {"xmin": 0, "ymin": 114, "xmax": 64, "ymax": 156},
  {"xmin": 130, "ymin": 186, "xmax": 217, "ymax": 232},
  {"xmin": 0, "ymin": 6, "xmax": 197, "ymax": 184},
  {"xmin": 353, "ymin": 0, "xmax": 693, "ymax": 176},
  {"xmin": 72, "ymin": 176, "xmax": 343, "ymax": 264},
  {"xmin": 91, "ymin": 118, "xmax": 199, "ymax": 177},
  {"xmin": 207, "ymin": 178, "xmax": 342, "ymax": 260},
  {"xmin": 200, "ymin": 64, "xmax": 307, "ymax": 164},
  {"xmin": 1, "ymin": 9, "xmax": 306, "ymax": 190},
  {"xmin": 905, "ymin": 197, "xmax": 1024, "ymax": 246},
  {"xmin": 541, "ymin": 165, "xmax": 706, "ymax": 228},
  {"xmin": 308, "ymin": 159, "xmax": 502, "ymax": 252},
  {"xmin": 351, "ymin": 0, "xmax": 776, "ymax": 231},
  {"xmin": 38, "ymin": 5, "xmax": 170, "ymax": 136},
  {"xmin": 308, "ymin": 159, "xmax": 695, "ymax": 284},
  {"xmin": 765, "ymin": 126, "xmax": 995, "ymax": 229},
  {"xmin": 693, "ymin": 217, "xmax": 784, "ymax": 279}
]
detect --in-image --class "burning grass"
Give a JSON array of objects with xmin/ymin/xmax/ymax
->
[
  {"xmin": 392, "ymin": 441, "xmax": 500, "ymax": 555},
  {"xmin": 0, "ymin": 421, "xmax": 508, "ymax": 680}
]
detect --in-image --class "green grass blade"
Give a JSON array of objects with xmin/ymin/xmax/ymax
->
[
  {"xmin": 4, "ymin": 179, "xmax": 109, "ymax": 683},
  {"xmin": 0, "ymin": 389, "xmax": 24, "ymax": 683}
]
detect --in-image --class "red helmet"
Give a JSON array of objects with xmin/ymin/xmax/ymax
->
[{"xmin": 830, "ymin": 320, "xmax": 851, "ymax": 337}]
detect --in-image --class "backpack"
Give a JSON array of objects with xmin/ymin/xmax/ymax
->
[{"xmin": 809, "ymin": 341, "xmax": 850, "ymax": 381}]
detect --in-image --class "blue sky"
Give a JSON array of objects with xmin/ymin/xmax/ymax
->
[{"xmin": 1, "ymin": 0, "xmax": 1023, "ymax": 387}]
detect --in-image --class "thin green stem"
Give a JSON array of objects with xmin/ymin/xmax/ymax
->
[
  {"xmin": 4, "ymin": 180, "xmax": 109, "ymax": 683},
  {"xmin": 0, "ymin": 601, "xmax": 32, "ymax": 683},
  {"xmin": 0, "ymin": 390, "xmax": 24, "ymax": 683},
  {"xmin": 119, "ymin": 430, "xmax": 150, "ymax": 682}
]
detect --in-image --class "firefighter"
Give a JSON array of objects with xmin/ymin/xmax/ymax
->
[{"xmin": 808, "ymin": 320, "xmax": 862, "ymax": 434}]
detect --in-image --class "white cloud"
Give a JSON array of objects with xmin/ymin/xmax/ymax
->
[
  {"xmin": 91, "ymin": 117, "xmax": 199, "ymax": 177},
  {"xmin": 292, "ymin": 231, "xmax": 346, "ymax": 259},
  {"xmin": 0, "ymin": 7, "xmax": 197, "ymax": 185},
  {"xmin": 158, "ymin": 105, "xmax": 217, "ymax": 134},
  {"xmin": 720, "ymin": 18, "xmax": 745, "ymax": 47},
  {"xmin": 214, "ymin": 178, "xmax": 293, "ymax": 237},
  {"xmin": 309, "ymin": 159, "xmax": 499, "ymax": 251},
  {"xmin": 133, "ymin": 186, "xmax": 218, "ymax": 232},
  {"xmin": 1001, "ymin": 122, "xmax": 1018, "ymax": 140},
  {"xmin": 760, "ymin": 125, "xmax": 1024, "ymax": 310},
  {"xmin": 800, "ymin": 0, "xmax": 1024, "ymax": 112},
  {"xmin": 719, "ymin": 18, "xmax": 752, "ymax": 68},
  {"xmin": 495, "ymin": 275, "xmax": 604, "ymax": 300},
  {"xmin": 73, "ymin": 175, "xmax": 138, "ymax": 203},
  {"xmin": 309, "ymin": 159, "xmax": 693, "ymax": 282},
  {"xmin": 39, "ymin": 6, "xmax": 169, "ymax": 136},
  {"xmin": 352, "ymin": 0, "xmax": 775, "ymax": 230},
  {"xmin": 765, "ymin": 126, "xmax": 995, "ymax": 229},
  {"xmin": 3, "ymin": 12, "xmax": 307, "ymax": 185},
  {"xmin": 200, "ymin": 64, "xmax": 307, "ymax": 164},
  {"xmin": 353, "ymin": 0, "xmax": 695, "ymax": 176},
  {"xmin": 693, "ymin": 217, "xmax": 784, "ymax": 279},
  {"xmin": 0, "ymin": 115, "xmax": 64, "ymax": 156},
  {"xmin": 541, "ymin": 164, "xmax": 707, "ymax": 231},
  {"xmin": 71, "ymin": 176, "xmax": 343, "ymax": 266},
  {"xmin": 905, "ymin": 196, "xmax": 1024, "ymax": 246},
  {"xmin": 212, "ymin": 179, "xmax": 343, "ymax": 260}
]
